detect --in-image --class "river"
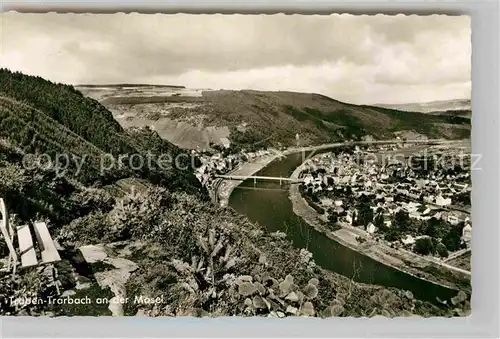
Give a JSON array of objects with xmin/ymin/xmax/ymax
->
[{"xmin": 228, "ymin": 148, "xmax": 458, "ymax": 304}]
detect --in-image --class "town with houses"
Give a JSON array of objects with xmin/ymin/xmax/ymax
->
[
  {"xmin": 185, "ymin": 139, "xmax": 472, "ymax": 268},
  {"xmin": 194, "ymin": 147, "xmax": 272, "ymax": 178},
  {"xmin": 192, "ymin": 146, "xmax": 275, "ymax": 197},
  {"xmin": 297, "ymin": 142, "xmax": 472, "ymax": 263}
]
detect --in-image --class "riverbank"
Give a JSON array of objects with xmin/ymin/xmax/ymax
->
[
  {"xmin": 215, "ymin": 152, "xmax": 283, "ymax": 207},
  {"xmin": 289, "ymin": 158, "xmax": 471, "ymax": 293},
  {"xmin": 214, "ymin": 138, "xmax": 454, "ymax": 207}
]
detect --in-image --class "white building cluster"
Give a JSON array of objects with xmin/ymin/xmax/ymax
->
[{"xmin": 299, "ymin": 144, "xmax": 472, "ymax": 246}]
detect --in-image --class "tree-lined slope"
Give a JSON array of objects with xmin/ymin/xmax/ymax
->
[
  {"xmin": 0, "ymin": 68, "xmax": 202, "ymax": 192},
  {"xmin": 88, "ymin": 88, "xmax": 471, "ymax": 150}
]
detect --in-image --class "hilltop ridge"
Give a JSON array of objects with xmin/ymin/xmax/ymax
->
[
  {"xmin": 78, "ymin": 84, "xmax": 186, "ymax": 89},
  {"xmin": 374, "ymin": 99, "xmax": 471, "ymax": 117},
  {"xmin": 80, "ymin": 86, "xmax": 471, "ymax": 150}
]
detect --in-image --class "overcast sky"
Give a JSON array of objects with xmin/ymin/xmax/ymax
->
[{"xmin": 1, "ymin": 13, "xmax": 470, "ymax": 104}]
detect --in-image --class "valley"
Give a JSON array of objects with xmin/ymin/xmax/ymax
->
[
  {"xmin": 0, "ymin": 70, "xmax": 471, "ymax": 317},
  {"xmin": 78, "ymin": 85, "xmax": 471, "ymax": 152}
]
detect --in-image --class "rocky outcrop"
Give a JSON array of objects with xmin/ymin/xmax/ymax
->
[{"xmin": 79, "ymin": 244, "xmax": 139, "ymax": 316}]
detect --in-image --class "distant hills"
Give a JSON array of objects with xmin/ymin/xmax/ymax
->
[
  {"xmin": 77, "ymin": 84, "xmax": 186, "ymax": 89},
  {"xmin": 81, "ymin": 86, "xmax": 471, "ymax": 150},
  {"xmin": 374, "ymin": 99, "xmax": 471, "ymax": 117}
]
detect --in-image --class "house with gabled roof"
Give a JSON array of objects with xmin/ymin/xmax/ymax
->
[
  {"xmin": 435, "ymin": 195, "xmax": 452, "ymax": 206},
  {"xmin": 462, "ymin": 223, "xmax": 472, "ymax": 244}
]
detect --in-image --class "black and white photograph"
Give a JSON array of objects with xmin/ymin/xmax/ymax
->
[{"xmin": 0, "ymin": 13, "xmax": 472, "ymax": 318}]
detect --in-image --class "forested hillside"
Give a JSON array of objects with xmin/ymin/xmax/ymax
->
[
  {"xmin": 90, "ymin": 88, "xmax": 471, "ymax": 151},
  {"xmin": 0, "ymin": 70, "xmax": 469, "ymax": 317},
  {"xmin": 0, "ymin": 68, "xmax": 202, "ymax": 190}
]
